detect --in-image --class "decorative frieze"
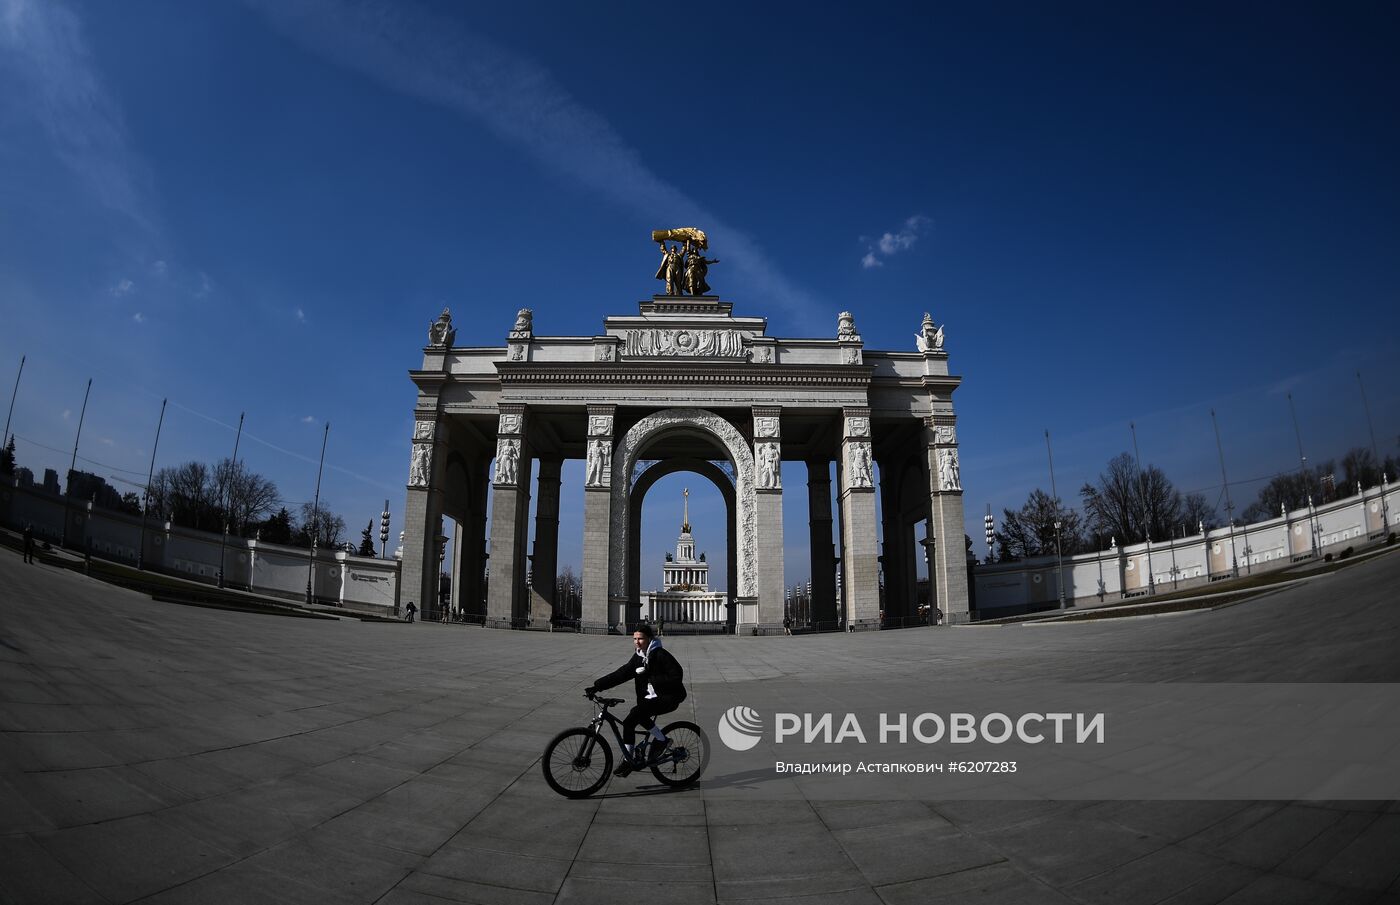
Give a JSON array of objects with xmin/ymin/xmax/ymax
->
[{"xmin": 623, "ymin": 328, "xmax": 746, "ymax": 358}]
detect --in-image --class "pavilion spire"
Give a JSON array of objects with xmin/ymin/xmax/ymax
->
[{"xmin": 682, "ymin": 487, "xmax": 690, "ymax": 534}]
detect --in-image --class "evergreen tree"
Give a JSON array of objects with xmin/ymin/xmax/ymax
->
[
  {"xmin": 260, "ymin": 507, "xmax": 295, "ymax": 545},
  {"xmin": 358, "ymin": 520, "xmax": 376, "ymax": 556},
  {"xmin": 0, "ymin": 435, "xmax": 15, "ymax": 474}
]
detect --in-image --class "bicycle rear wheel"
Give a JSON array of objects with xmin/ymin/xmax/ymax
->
[
  {"xmin": 650, "ymin": 720, "xmax": 709, "ymax": 787},
  {"xmin": 542, "ymin": 728, "xmax": 613, "ymax": 798}
]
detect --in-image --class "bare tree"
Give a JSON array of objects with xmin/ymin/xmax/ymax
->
[
  {"xmin": 1241, "ymin": 467, "xmax": 1326, "ymax": 522},
  {"xmin": 157, "ymin": 461, "xmax": 218, "ymax": 531},
  {"xmin": 1180, "ymin": 493, "xmax": 1217, "ymax": 533},
  {"xmin": 994, "ymin": 489, "xmax": 1085, "ymax": 560},
  {"xmin": 1340, "ymin": 447, "xmax": 1381, "ymax": 491},
  {"xmin": 213, "ymin": 458, "xmax": 281, "ymax": 536},
  {"xmin": 297, "ymin": 500, "xmax": 346, "ymax": 549},
  {"xmin": 1080, "ymin": 452, "xmax": 1186, "ymax": 544}
]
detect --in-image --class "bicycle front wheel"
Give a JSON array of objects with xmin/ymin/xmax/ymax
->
[
  {"xmin": 542, "ymin": 728, "xmax": 613, "ymax": 798},
  {"xmin": 651, "ymin": 720, "xmax": 710, "ymax": 787}
]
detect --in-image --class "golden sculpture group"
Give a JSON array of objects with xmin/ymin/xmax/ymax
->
[{"xmin": 653, "ymin": 227, "xmax": 720, "ymax": 296}]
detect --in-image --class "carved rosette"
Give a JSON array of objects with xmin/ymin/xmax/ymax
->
[{"xmin": 610, "ymin": 408, "xmax": 756, "ymax": 598}]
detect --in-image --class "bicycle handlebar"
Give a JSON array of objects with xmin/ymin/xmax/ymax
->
[{"xmin": 585, "ymin": 691, "xmax": 626, "ymax": 707}]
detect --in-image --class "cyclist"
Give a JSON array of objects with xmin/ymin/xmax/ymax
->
[{"xmin": 585, "ymin": 623, "xmax": 686, "ymax": 776}]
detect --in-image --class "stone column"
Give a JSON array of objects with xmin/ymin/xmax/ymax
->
[
  {"xmin": 582, "ymin": 406, "xmax": 615, "ymax": 632},
  {"xmin": 753, "ymin": 408, "xmax": 785, "ymax": 631},
  {"xmin": 529, "ymin": 458, "xmax": 562, "ymax": 627},
  {"xmin": 807, "ymin": 460, "xmax": 837, "ymax": 626},
  {"xmin": 402, "ymin": 416, "xmax": 446, "ymax": 618},
  {"xmin": 925, "ymin": 419, "xmax": 971, "ymax": 624},
  {"xmin": 838, "ymin": 409, "xmax": 880, "ymax": 629},
  {"xmin": 486, "ymin": 406, "xmax": 531, "ymax": 628},
  {"xmin": 461, "ymin": 458, "xmax": 490, "ymax": 620},
  {"xmin": 878, "ymin": 464, "xmax": 912, "ymax": 623}
]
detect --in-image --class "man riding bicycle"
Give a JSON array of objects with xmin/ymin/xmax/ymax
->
[{"xmin": 585, "ymin": 623, "xmax": 686, "ymax": 776}]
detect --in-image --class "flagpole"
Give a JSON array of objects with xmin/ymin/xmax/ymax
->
[
  {"xmin": 217, "ymin": 412, "xmax": 245, "ymax": 589},
  {"xmin": 2, "ymin": 354, "xmax": 23, "ymax": 453},
  {"xmin": 137, "ymin": 398, "xmax": 167, "ymax": 570},
  {"xmin": 305, "ymin": 422, "xmax": 330, "ymax": 607},
  {"xmin": 61, "ymin": 378, "xmax": 93, "ymax": 549}
]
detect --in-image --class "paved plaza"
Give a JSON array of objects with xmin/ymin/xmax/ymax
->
[{"xmin": 1, "ymin": 546, "xmax": 1399, "ymax": 904}]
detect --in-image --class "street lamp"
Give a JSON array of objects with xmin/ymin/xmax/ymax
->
[{"xmin": 379, "ymin": 500, "xmax": 390, "ymax": 559}]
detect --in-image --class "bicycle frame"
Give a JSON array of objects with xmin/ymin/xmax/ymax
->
[{"xmin": 580, "ymin": 698, "xmax": 635, "ymax": 760}]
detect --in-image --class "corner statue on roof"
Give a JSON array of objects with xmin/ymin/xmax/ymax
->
[{"xmin": 652, "ymin": 228, "xmax": 719, "ymax": 297}]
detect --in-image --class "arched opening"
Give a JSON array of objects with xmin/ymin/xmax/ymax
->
[
  {"xmin": 609, "ymin": 408, "xmax": 757, "ymax": 630},
  {"xmin": 630, "ymin": 460, "xmax": 735, "ymax": 632}
]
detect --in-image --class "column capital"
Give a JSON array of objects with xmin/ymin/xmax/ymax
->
[
  {"xmin": 496, "ymin": 405, "xmax": 527, "ymax": 439},
  {"xmin": 842, "ymin": 408, "xmax": 872, "ymax": 440},
  {"xmin": 924, "ymin": 418, "xmax": 957, "ymax": 447},
  {"xmin": 753, "ymin": 406, "xmax": 782, "ymax": 440},
  {"xmin": 587, "ymin": 405, "xmax": 616, "ymax": 438}
]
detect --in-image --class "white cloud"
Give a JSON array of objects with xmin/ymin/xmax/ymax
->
[
  {"xmin": 861, "ymin": 215, "xmax": 932, "ymax": 270},
  {"xmin": 110, "ymin": 278, "xmax": 134, "ymax": 297},
  {"xmin": 132, "ymin": 311, "xmax": 144, "ymax": 323},
  {"xmin": 247, "ymin": 0, "xmax": 818, "ymax": 320},
  {"xmin": 62, "ymin": 408, "xmax": 71, "ymax": 420},
  {"xmin": 1, "ymin": 0, "xmax": 153, "ymax": 230},
  {"xmin": 195, "ymin": 271, "xmax": 212, "ymax": 298},
  {"xmin": 150, "ymin": 260, "xmax": 167, "ymax": 276},
  {"xmin": 300, "ymin": 415, "xmax": 316, "ymax": 424},
  {"xmin": 99, "ymin": 437, "xmax": 114, "ymax": 446},
  {"xmin": 295, "ymin": 308, "xmax": 306, "ymax": 323}
]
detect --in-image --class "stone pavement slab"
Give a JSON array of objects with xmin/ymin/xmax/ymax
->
[{"xmin": 0, "ymin": 546, "xmax": 1398, "ymax": 904}]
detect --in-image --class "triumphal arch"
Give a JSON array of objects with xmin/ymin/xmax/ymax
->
[{"xmin": 401, "ymin": 229, "xmax": 968, "ymax": 633}]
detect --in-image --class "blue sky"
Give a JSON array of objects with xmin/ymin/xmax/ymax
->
[{"xmin": 2, "ymin": 1, "xmax": 1397, "ymax": 590}]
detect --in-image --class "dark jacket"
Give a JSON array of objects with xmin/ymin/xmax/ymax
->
[{"xmin": 594, "ymin": 643, "xmax": 686, "ymax": 702}]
